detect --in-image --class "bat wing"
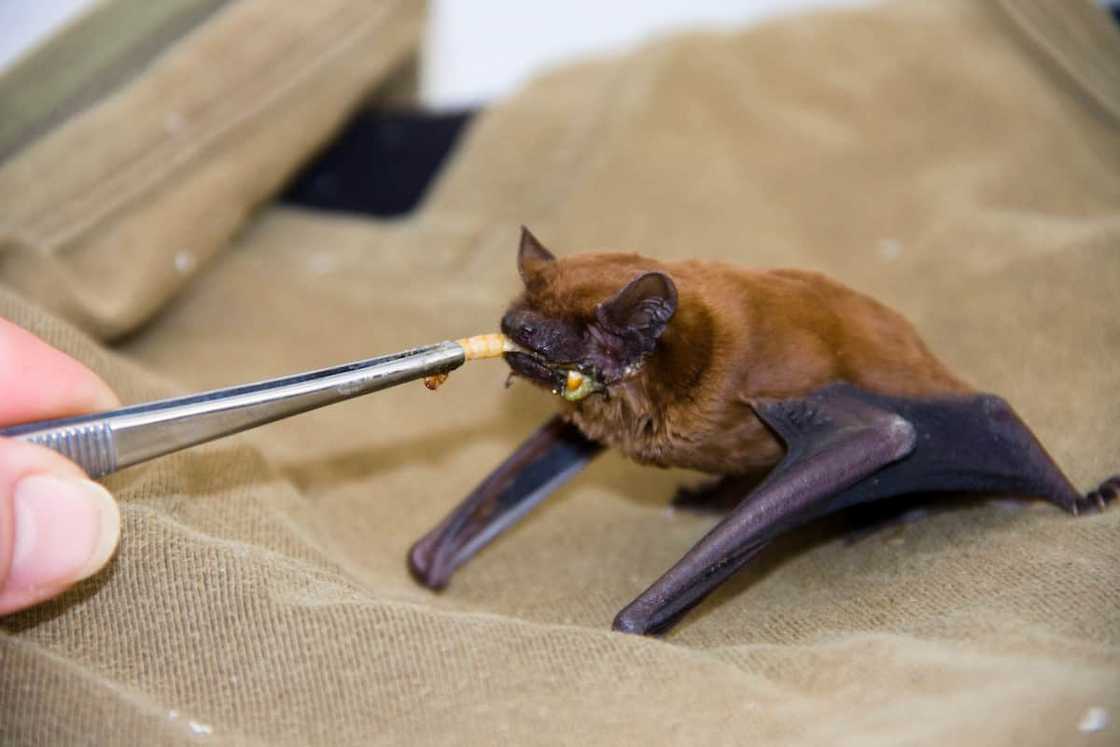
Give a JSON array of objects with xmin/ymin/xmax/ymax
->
[
  {"xmin": 409, "ymin": 415, "xmax": 603, "ymax": 589},
  {"xmin": 613, "ymin": 382, "xmax": 1100, "ymax": 635},
  {"xmin": 408, "ymin": 384, "xmax": 1112, "ymax": 636}
]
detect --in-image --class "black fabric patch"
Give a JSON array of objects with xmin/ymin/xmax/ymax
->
[{"xmin": 281, "ymin": 110, "xmax": 475, "ymax": 217}]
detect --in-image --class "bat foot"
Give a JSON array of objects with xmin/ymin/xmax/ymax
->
[
  {"xmin": 1077, "ymin": 475, "xmax": 1119, "ymax": 515},
  {"xmin": 670, "ymin": 474, "xmax": 764, "ymax": 514}
]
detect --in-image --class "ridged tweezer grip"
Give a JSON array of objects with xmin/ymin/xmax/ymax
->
[{"xmin": 23, "ymin": 422, "xmax": 118, "ymax": 478}]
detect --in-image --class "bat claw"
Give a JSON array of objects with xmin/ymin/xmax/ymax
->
[{"xmin": 1072, "ymin": 475, "xmax": 1117, "ymax": 516}]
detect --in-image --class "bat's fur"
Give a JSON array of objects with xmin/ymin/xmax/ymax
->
[{"xmin": 502, "ymin": 229, "xmax": 969, "ymax": 475}]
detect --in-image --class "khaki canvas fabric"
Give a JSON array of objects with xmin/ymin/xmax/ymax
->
[{"xmin": 2, "ymin": 0, "xmax": 1119, "ymax": 743}]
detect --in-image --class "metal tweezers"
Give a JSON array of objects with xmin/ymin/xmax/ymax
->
[{"xmin": 0, "ymin": 341, "xmax": 467, "ymax": 478}]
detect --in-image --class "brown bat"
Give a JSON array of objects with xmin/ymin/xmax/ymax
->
[{"xmin": 409, "ymin": 228, "xmax": 1117, "ymax": 635}]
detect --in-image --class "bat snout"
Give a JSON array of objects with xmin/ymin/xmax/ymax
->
[
  {"xmin": 500, "ymin": 310, "xmax": 586, "ymax": 367},
  {"xmin": 500, "ymin": 309, "xmax": 540, "ymax": 346}
]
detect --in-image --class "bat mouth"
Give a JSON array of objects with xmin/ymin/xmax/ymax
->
[
  {"xmin": 503, "ymin": 351, "xmax": 604, "ymax": 402},
  {"xmin": 504, "ymin": 351, "xmax": 563, "ymax": 387}
]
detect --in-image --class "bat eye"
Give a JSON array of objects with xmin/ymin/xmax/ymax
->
[{"xmin": 501, "ymin": 310, "xmax": 541, "ymax": 340}]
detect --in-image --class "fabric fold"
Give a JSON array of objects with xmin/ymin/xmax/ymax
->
[{"xmin": 0, "ymin": 0, "xmax": 424, "ymax": 340}]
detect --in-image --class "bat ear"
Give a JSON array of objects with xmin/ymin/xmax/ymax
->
[
  {"xmin": 518, "ymin": 226, "xmax": 556, "ymax": 283},
  {"xmin": 596, "ymin": 272, "xmax": 678, "ymax": 344}
]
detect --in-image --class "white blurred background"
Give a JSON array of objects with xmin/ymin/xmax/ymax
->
[
  {"xmin": 421, "ymin": 0, "xmax": 872, "ymax": 109},
  {"xmin": 2, "ymin": 0, "xmax": 873, "ymax": 109},
  {"xmin": 0, "ymin": 0, "xmax": 97, "ymax": 70}
]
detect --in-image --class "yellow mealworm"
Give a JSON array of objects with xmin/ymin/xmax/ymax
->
[
  {"xmin": 423, "ymin": 334, "xmax": 521, "ymax": 390},
  {"xmin": 455, "ymin": 333, "xmax": 522, "ymax": 360}
]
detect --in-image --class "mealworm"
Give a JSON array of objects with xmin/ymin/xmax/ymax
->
[
  {"xmin": 456, "ymin": 333, "xmax": 522, "ymax": 360},
  {"xmin": 423, "ymin": 334, "xmax": 522, "ymax": 390}
]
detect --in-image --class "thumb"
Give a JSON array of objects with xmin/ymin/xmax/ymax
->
[{"xmin": 0, "ymin": 439, "xmax": 120, "ymax": 615}]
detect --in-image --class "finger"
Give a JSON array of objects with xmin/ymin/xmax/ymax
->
[
  {"xmin": 0, "ymin": 318, "xmax": 119, "ymax": 425},
  {"xmin": 0, "ymin": 438, "xmax": 120, "ymax": 616}
]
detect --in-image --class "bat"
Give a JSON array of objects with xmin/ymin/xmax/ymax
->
[{"xmin": 409, "ymin": 227, "xmax": 1117, "ymax": 635}]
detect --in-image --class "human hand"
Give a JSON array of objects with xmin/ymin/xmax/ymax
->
[{"xmin": 0, "ymin": 319, "xmax": 121, "ymax": 615}]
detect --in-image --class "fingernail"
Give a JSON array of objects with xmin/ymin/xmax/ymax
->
[{"xmin": 8, "ymin": 474, "xmax": 120, "ymax": 592}]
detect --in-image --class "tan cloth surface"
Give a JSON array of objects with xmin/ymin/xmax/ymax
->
[{"xmin": 2, "ymin": 0, "xmax": 1119, "ymax": 743}]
